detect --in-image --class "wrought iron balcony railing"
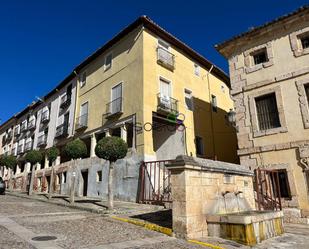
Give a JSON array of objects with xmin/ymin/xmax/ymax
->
[
  {"xmin": 60, "ymin": 94, "xmax": 71, "ymax": 108},
  {"xmin": 20, "ymin": 122, "xmax": 27, "ymax": 132},
  {"xmin": 157, "ymin": 47, "xmax": 175, "ymax": 70},
  {"xmin": 157, "ymin": 93, "xmax": 178, "ymax": 114},
  {"xmin": 24, "ymin": 141, "xmax": 33, "ymax": 152},
  {"xmin": 14, "ymin": 126, "xmax": 20, "ymax": 136},
  {"xmin": 37, "ymin": 134, "xmax": 47, "ymax": 147},
  {"xmin": 105, "ymin": 97, "xmax": 123, "ymax": 118},
  {"xmin": 17, "ymin": 145, "xmax": 24, "ymax": 155},
  {"xmin": 28, "ymin": 119, "xmax": 36, "ymax": 130},
  {"xmin": 41, "ymin": 110, "xmax": 50, "ymax": 123},
  {"xmin": 55, "ymin": 123, "xmax": 69, "ymax": 138},
  {"xmin": 75, "ymin": 114, "xmax": 88, "ymax": 130}
]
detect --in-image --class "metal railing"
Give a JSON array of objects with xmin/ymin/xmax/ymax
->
[
  {"xmin": 106, "ymin": 97, "xmax": 122, "ymax": 117},
  {"xmin": 60, "ymin": 94, "xmax": 71, "ymax": 108},
  {"xmin": 41, "ymin": 110, "xmax": 49, "ymax": 123},
  {"xmin": 37, "ymin": 134, "xmax": 47, "ymax": 146},
  {"xmin": 55, "ymin": 123, "xmax": 68, "ymax": 138},
  {"xmin": 157, "ymin": 93, "xmax": 178, "ymax": 114},
  {"xmin": 24, "ymin": 141, "xmax": 33, "ymax": 152},
  {"xmin": 139, "ymin": 160, "xmax": 173, "ymax": 205},
  {"xmin": 75, "ymin": 114, "xmax": 88, "ymax": 130},
  {"xmin": 20, "ymin": 122, "xmax": 27, "ymax": 132},
  {"xmin": 28, "ymin": 119, "xmax": 36, "ymax": 130},
  {"xmin": 157, "ymin": 47, "xmax": 175, "ymax": 70},
  {"xmin": 17, "ymin": 145, "xmax": 24, "ymax": 154},
  {"xmin": 14, "ymin": 127, "xmax": 20, "ymax": 136}
]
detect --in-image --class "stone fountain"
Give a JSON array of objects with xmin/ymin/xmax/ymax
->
[{"xmin": 166, "ymin": 155, "xmax": 284, "ymax": 246}]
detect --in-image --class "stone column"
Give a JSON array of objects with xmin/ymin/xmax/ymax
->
[
  {"xmin": 44, "ymin": 155, "xmax": 49, "ymax": 169},
  {"xmin": 121, "ymin": 125, "xmax": 127, "ymax": 143},
  {"xmin": 25, "ymin": 162, "xmax": 31, "ymax": 172},
  {"xmin": 16, "ymin": 164, "xmax": 21, "ymax": 175},
  {"xmin": 55, "ymin": 156, "xmax": 61, "ymax": 166},
  {"xmin": 105, "ymin": 129, "xmax": 111, "ymax": 137},
  {"xmin": 90, "ymin": 133, "xmax": 97, "ymax": 157}
]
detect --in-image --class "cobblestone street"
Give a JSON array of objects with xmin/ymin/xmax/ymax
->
[
  {"xmin": 1, "ymin": 195, "xmax": 309, "ymax": 249},
  {"xmin": 0, "ymin": 195, "xmax": 204, "ymax": 249}
]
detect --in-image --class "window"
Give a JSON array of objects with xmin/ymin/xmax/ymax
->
[
  {"xmin": 255, "ymin": 93, "xmax": 280, "ymax": 131},
  {"xmin": 305, "ymin": 84, "xmax": 309, "ymax": 107},
  {"xmin": 301, "ymin": 36, "xmax": 309, "ymax": 49},
  {"xmin": 194, "ymin": 64, "xmax": 200, "ymax": 76},
  {"xmin": 270, "ymin": 170, "xmax": 291, "ymax": 198},
  {"xmin": 253, "ymin": 49, "xmax": 268, "ymax": 65},
  {"xmin": 111, "ymin": 83, "xmax": 122, "ymax": 114},
  {"xmin": 96, "ymin": 171, "xmax": 102, "ymax": 182},
  {"xmin": 158, "ymin": 39, "xmax": 170, "ymax": 50},
  {"xmin": 104, "ymin": 53, "xmax": 112, "ymax": 70},
  {"xmin": 111, "ymin": 127, "xmax": 121, "ymax": 137},
  {"xmin": 80, "ymin": 72, "xmax": 86, "ymax": 87},
  {"xmin": 184, "ymin": 89, "xmax": 193, "ymax": 111},
  {"xmin": 125, "ymin": 122, "xmax": 133, "ymax": 148},
  {"xmin": 195, "ymin": 136, "xmax": 204, "ymax": 156},
  {"xmin": 211, "ymin": 95, "xmax": 217, "ymax": 112}
]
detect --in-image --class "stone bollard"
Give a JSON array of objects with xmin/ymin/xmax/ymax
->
[{"xmin": 69, "ymin": 171, "xmax": 76, "ymax": 204}]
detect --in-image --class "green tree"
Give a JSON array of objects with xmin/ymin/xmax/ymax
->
[
  {"xmin": 95, "ymin": 136, "xmax": 128, "ymax": 209},
  {"xmin": 25, "ymin": 150, "xmax": 43, "ymax": 168},
  {"xmin": 46, "ymin": 147, "xmax": 60, "ymax": 165},
  {"xmin": 64, "ymin": 139, "xmax": 87, "ymax": 160},
  {"xmin": 1, "ymin": 155, "xmax": 17, "ymax": 169}
]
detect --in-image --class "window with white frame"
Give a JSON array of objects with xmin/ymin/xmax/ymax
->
[
  {"xmin": 158, "ymin": 39, "xmax": 170, "ymax": 50},
  {"xmin": 184, "ymin": 89, "xmax": 193, "ymax": 111},
  {"xmin": 80, "ymin": 72, "xmax": 87, "ymax": 87},
  {"xmin": 104, "ymin": 53, "xmax": 113, "ymax": 71},
  {"xmin": 194, "ymin": 64, "xmax": 200, "ymax": 76}
]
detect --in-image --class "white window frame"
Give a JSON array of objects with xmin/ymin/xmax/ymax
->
[
  {"xmin": 104, "ymin": 52, "xmax": 113, "ymax": 71},
  {"xmin": 194, "ymin": 64, "xmax": 200, "ymax": 76},
  {"xmin": 80, "ymin": 71, "xmax": 87, "ymax": 88}
]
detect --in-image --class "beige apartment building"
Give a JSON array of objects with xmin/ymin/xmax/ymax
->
[{"xmin": 216, "ymin": 6, "xmax": 309, "ymax": 221}]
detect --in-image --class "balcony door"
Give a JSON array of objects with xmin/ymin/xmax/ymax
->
[
  {"xmin": 111, "ymin": 83, "xmax": 122, "ymax": 114},
  {"xmin": 159, "ymin": 78, "xmax": 171, "ymax": 109},
  {"xmin": 80, "ymin": 102, "xmax": 88, "ymax": 125}
]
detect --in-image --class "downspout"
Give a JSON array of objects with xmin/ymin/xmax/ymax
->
[
  {"xmin": 206, "ymin": 65, "xmax": 216, "ymax": 160},
  {"xmin": 73, "ymin": 70, "xmax": 79, "ymax": 138}
]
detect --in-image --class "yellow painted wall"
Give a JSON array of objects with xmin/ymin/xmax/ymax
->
[
  {"xmin": 74, "ymin": 26, "xmax": 237, "ymax": 163},
  {"xmin": 142, "ymin": 29, "xmax": 237, "ymax": 162}
]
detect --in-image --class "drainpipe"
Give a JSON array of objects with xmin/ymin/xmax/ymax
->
[
  {"xmin": 72, "ymin": 70, "xmax": 79, "ymax": 139},
  {"xmin": 206, "ymin": 65, "xmax": 216, "ymax": 160}
]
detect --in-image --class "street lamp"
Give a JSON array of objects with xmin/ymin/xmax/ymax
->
[{"xmin": 227, "ymin": 108, "xmax": 237, "ymax": 128}]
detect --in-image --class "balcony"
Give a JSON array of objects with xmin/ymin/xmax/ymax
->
[
  {"xmin": 55, "ymin": 123, "xmax": 68, "ymax": 138},
  {"xmin": 14, "ymin": 126, "xmax": 20, "ymax": 136},
  {"xmin": 28, "ymin": 119, "xmax": 36, "ymax": 130},
  {"xmin": 60, "ymin": 94, "xmax": 71, "ymax": 109},
  {"xmin": 24, "ymin": 141, "xmax": 33, "ymax": 152},
  {"xmin": 37, "ymin": 134, "xmax": 47, "ymax": 147},
  {"xmin": 20, "ymin": 123, "xmax": 27, "ymax": 132},
  {"xmin": 75, "ymin": 114, "xmax": 88, "ymax": 131},
  {"xmin": 41, "ymin": 110, "xmax": 50, "ymax": 123},
  {"xmin": 17, "ymin": 145, "xmax": 24, "ymax": 155},
  {"xmin": 157, "ymin": 93, "xmax": 178, "ymax": 115},
  {"xmin": 157, "ymin": 47, "xmax": 175, "ymax": 70},
  {"xmin": 105, "ymin": 97, "xmax": 123, "ymax": 119}
]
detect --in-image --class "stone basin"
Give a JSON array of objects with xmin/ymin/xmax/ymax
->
[{"xmin": 206, "ymin": 210, "xmax": 284, "ymax": 246}]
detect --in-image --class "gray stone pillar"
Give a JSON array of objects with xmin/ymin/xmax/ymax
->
[{"xmin": 90, "ymin": 133, "xmax": 97, "ymax": 157}]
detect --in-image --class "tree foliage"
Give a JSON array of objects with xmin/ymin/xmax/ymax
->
[
  {"xmin": 95, "ymin": 136, "xmax": 128, "ymax": 162},
  {"xmin": 64, "ymin": 138, "xmax": 87, "ymax": 160},
  {"xmin": 25, "ymin": 150, "xmax": 43, "ymax": 166},
  {"xmin": 46, "ymin": 147, "xmax": 59, "ymax": 163},
  {"xmin": 1, "ymin": 155, "xmax": 17, "ymax": 169}
]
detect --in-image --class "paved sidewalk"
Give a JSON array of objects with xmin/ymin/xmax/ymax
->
[{"xmin": 7, "ymin": 191, "xmax": 165, "ymax": 216}]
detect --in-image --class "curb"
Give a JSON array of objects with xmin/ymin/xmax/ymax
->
[
  {"xmin": 111, "ymin": 216, "xmax": 173, "ymax": 236},
  {"xmin": 188, "ymin": 239, "xmax": 225, "ymax": 249}
]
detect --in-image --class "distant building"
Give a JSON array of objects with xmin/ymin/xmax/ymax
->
[{"xmin": 216, "ymin": 6, "xmax": 309, "ymax": 222}]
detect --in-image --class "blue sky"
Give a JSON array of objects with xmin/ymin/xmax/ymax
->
[{"xmin": 0, "ymin": 0, "xmax": 307, "ymax": 123}]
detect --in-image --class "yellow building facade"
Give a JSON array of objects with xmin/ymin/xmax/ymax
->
[{"xmin": 73, "ymin": 16, "xmax": 237, "ymax": 163}]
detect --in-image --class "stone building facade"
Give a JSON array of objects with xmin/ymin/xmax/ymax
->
[{"xmin": 216, "ymin": 6, "xmax": 309, "ymax": 221}]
